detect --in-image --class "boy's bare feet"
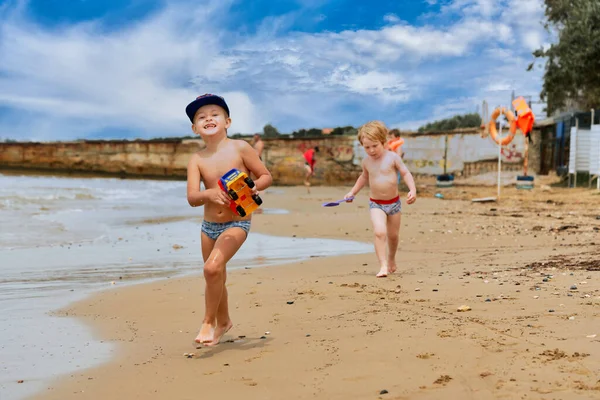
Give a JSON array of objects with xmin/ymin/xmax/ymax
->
[
  {"xmin": 195, "ymin": 323, "xmax": 215, "ymax": 344},
  {"xmin": 206, "ymin": 321, "xmax": 233, "ymax": 346},
  {"xmin": 376, "ymin": 267, "xmax": 388, "ymax": 278},
  {"xmin": 388, "ymin": 260, "xmax": 397, "ymax": 273}
]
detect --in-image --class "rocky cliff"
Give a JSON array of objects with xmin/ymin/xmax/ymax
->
[
  {"xmin": 0, "ymin": 136, "xmax": 364, "ymax": 185},
  {"xmin": 0, "ymin": 128, "xmax": 541, "ymax": 185}
]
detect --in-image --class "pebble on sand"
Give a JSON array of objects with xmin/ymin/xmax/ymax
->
[{"xmin": 457, "ymin": 305, "xmax": 471, "ymax": 312}]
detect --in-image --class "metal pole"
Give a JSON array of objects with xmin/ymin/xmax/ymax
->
[
  {"xmin": 592, "ymin": 109, "xmax": 599, "ymax": 190},
  {"xmin": 595, "ymin": 108, "xmax": 600, "ymax": 191},
  {"xmin": 444, "ymin": 134, "xmax": 448, "ymax": 175},
  {"xmin": 497, "ymin": 119, "xmax": 502, "ymax": 200},
  {"xmin": 523, "ymin": 135, "xmax": 529, "ymax": 176},
  {"xmin": 590, "ymin": 109, "xmax": 594, "ymax": 188},
  {"xmin": 574, "ymin": 118, "xmax": 578, "ymax": 188}
]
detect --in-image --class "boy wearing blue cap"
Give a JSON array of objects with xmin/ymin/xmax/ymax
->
[{"xmin": 185, "ymin": 94, "xmax": 272, "ymax": 346}]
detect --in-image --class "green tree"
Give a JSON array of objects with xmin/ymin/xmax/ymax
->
[
  {"xmin": 291, "ymin": 128, "xmax": 323, "ymax": 137},
  {"xmin": 530, "ymin": 0, "xmax": 600, "ymax": 114},
  {"xmin": 263, "ymin": 124, "xmax": 280, "ymax": 137},
  {"xmin": 291, "ymin": 128, "xmax": 307, "ymax": 138},
  {"xmin": 331, "ymin": 126, "xmax": 357, "ymax": 136},
  {"xmin": 417, "ymin": 113, "xmax": 482, "ymax": 133}
]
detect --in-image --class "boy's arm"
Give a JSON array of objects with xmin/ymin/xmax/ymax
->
[
  {"xmin": 240, "ymin": 141, "xmax": 273, "ymax": 191},
  {"xmin": 345, "ymin": 161, "xmax": 368, "ymax": 199},
  {"xmin": 186, "ymin": 154, "xmax": 205, "ymax": 207},
  {"xmin": 186, "ymin": 154, "xmax": 229, "ymax": 207},
  {"xmin": 395, "ymin": 154, "xmax": 417, "ymax": 204}
]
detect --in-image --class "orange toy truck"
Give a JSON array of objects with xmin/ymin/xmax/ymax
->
[{"xmin": 218, "ymin": 168, "xmax": 262, "ymax": 217}]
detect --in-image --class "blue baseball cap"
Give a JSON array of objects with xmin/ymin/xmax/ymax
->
[{"xmin": 185, "ymin": 94, "xmax": 230, "ymax": 123}]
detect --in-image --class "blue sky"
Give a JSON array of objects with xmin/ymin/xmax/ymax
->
[{"xmin": 0, "ymin": 0, "xmax": 551, "ymax": 140}]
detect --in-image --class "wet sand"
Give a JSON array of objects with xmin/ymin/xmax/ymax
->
[{"xmin": 29, "ymin": 182, "xmax": 600, "ymax": 399}]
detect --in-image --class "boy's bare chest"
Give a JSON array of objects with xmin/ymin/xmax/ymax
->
[
  {"xmin": 199, "ymin": 151, "xmax": 246, "ymax": 185},
  {"xmin": 366, "ymin": 156, "xmax": 395, "ymax": 174}
]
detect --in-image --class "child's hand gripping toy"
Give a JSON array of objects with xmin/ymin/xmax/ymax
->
[{"xmin": 218, "ymin": 168, "xmax": 263, "ymax": 217}]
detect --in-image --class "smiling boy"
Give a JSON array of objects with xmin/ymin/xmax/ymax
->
[{"xmin": 185, "ymin": 94, "xmax": 272, "ymax": 346}]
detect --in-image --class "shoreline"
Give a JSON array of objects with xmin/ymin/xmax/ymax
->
[
  {"xmin": 0, "ymin": 167, "xmax": 188, "ymax": 182},
  {"xmin": 23, "ymin": 185, "xmax": 600, "ymax": 399},
  {"xmin": 0, "ymin": 177, "xmax": 374, "ymax": 400}
]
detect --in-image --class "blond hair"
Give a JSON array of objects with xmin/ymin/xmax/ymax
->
[{"xmin": 358, "ymin": 120, "xmax": 388, "ymax": 145}]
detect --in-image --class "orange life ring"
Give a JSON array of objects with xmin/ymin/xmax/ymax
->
[{"xmin": 488, "ymin": 107, "xmax": 517, "ymax": 146}]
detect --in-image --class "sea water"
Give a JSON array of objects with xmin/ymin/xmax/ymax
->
[{"xmin": 0, "ymin": 174, "xmax": 371, "ymax": 400}]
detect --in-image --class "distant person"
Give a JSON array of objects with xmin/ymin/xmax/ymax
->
[
  {"xmin": 344, "ymin": 121, "xmax": 416, "ymax": 278},
  {"xmin": 249, "ymin": 134, "xmax": 265, "ymax": 191},
  {"xmin": 185, "ymin": 94, "xmax": 273, "ymax": 346},
  {"xmin": 303, "ymin": 146, "xmax": 319, "ymax": 193},
  {"xmin": 251, "ymin": 134, "xmax": 264, "ymax": 160},
  {"xmin": 387, "ymin": 128, "xmax": 405, "ymax": 185},
  {"xmin": 387, "ymin": 128, "xmax": 405, "ymax": 158}
]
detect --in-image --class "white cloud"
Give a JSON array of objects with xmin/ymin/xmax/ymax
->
[
  {"xmin": 443, "ymin": 0, "xmax": 498, "ymax": 17},
  {"xmin": 383, "ymin": 13, "xmax": 400, "ymax": 23},
  {"xmin": 502, "ymin": 0, "xmax": 546, "ymax": 51},
  {"xmin": 0, "ymin": 0, "xmax": 263, "ymax": 140},
  {"xmin": 485, "ymin": 82, "xmax": 513, "ymax": 92},
  {"xmin": 328, "ymin": 66, "xmax": 408, "ymax": 101},
  {"xmin": 522, "ymin": 30, "xmax": 543, "ymax": 51},
  {"xmin": 380, "ymin": 19, "xmax": 512, "ymax": 59},
  {"xmin": 221, "ymin": 91, "xmax": 266, "ymax": 134},
  {"xmin": 0, "ymin": 0, "xmax": 551, "ymax": 140}
]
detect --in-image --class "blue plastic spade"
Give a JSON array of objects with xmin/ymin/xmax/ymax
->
[{"xmin": 322, "ymin": 196, "xmax": 354, "ymax": 207}]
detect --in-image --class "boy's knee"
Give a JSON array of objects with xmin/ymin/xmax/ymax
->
[
  {"xmin": 374, "ymin": 230, "xmax": 387, "ymax": 241},
  {"xmin": 388, "ymin": 232, "xmax": 399, "ymax": 242},
  {"xmin": 203, "ymin": 261, "xmax": 224, "ymax": 280}
]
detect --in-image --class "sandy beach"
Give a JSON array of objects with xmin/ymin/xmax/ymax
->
[{"xmin": 27, "ymin": 182, "xmax": 600, "ymax": 400}]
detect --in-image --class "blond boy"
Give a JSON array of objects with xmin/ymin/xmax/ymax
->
[
  {"xmin": 186, "ymin": 94, "xmax": 272, "ymax": 345},
  {"xmin": 345, "ymin": 121, "xmax": 416, "ymax": 277}
]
